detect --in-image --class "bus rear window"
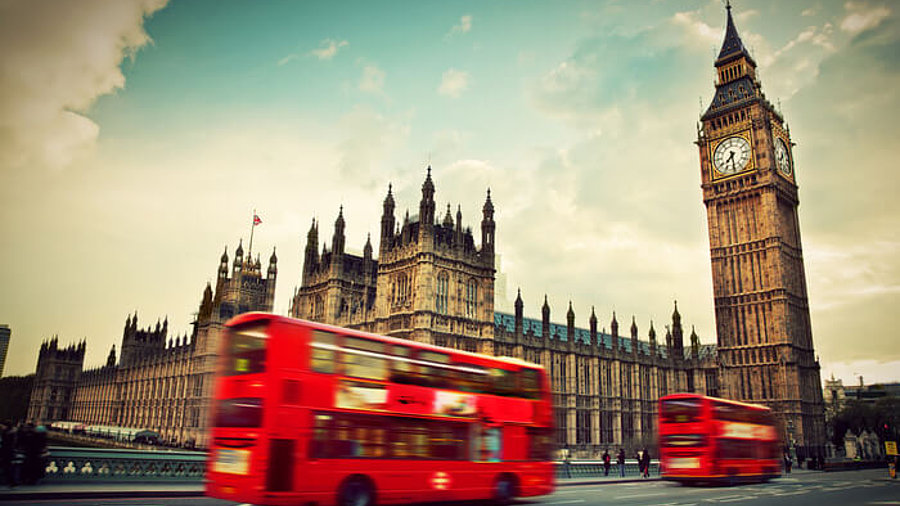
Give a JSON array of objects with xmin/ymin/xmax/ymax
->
[
  {"xmin": 215, "ymin": 397, "xmax": 263, "ymax": 427},
  {"xmin": 661, "ymin": 398, "xmax": 702, "ymax": 423},
  {"xmin": 225, "ymin": 324, "xmax": 268, "ymax": 376}
]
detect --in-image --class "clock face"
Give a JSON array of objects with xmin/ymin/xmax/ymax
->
[
  {"xmin": 774, "ymin": 137, "xmax": 792, "ymax": 176},
  {"xmin": 713, "ymin": 136, "xmax": 751, "ymax": 176}
]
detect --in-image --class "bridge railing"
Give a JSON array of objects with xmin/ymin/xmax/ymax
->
[
  {"xmin": 555, "ymin": 460, "xmax": 660, "ymax": 479},
  {"xmin": 42, "ymin": 447, "xmax": 206, "ymax": 483},
  {"xmin": 40, "ymin": 447, "xmax": 657, "ymax": 484}
]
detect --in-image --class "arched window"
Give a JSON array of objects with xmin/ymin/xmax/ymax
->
[
  {"xmin": 465, "ymin": 279, "xmax": 478, "ymax": 318},
  {"xmin": 436, "ymin": 272, "xmax": 449, "ymax": 314}
]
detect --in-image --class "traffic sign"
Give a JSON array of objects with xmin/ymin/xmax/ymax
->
[{"xmin": 886, "ymin": 441, "xmax": 897, "ymax": 456}]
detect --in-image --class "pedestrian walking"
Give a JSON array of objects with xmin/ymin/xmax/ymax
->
[
  {"xmin": 616, "ymin": 448, "xmax": 626, "ymax": 477},
  {"xmin": 2, "ymin": 423, "xmax": 23, "ymax": 488},
  {"xmin": 602, "ymin": 449, "xmax": 611, "ymax": 476},
  {"xmin": 783, "ymin": 452, "xmax": 792, "ymax": 474},
  {"xmin": 641, "ymin": 448, "xmax": 651, "ymax": 478}
]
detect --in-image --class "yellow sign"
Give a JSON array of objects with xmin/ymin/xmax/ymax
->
[{"xmin": 886, "ymin": 441, "xmax": 898, "ymax": 456}]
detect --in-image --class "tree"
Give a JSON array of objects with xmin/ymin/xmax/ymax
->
[
  {"xmin": 0, "ymin": 374, "xmax": 34, "ymax": 423},
  {"xmin": 830, "ymin": 398, "xmax": 900, "ymax": 448}
]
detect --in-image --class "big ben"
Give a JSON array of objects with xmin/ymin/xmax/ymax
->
[{"xmin": 697, "ymin": 4, "xmax": 826, "ymax": 459}]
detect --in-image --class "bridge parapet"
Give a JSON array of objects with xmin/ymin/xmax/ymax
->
[{"xmin": 43, "ymin": 446, "xmax": 206, "ymax": 483}]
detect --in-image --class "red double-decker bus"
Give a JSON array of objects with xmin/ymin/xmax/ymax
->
[
  {"xmin": 659, "ymin": 393, "xmax": 781, "ymax": 485},
  {"xmin": 205, "ymin": 313, "xmax": 555, "ymax": 506}
]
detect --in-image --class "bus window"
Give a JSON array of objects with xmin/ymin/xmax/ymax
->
[
  {"xmin": 660, "ymin": 397, "xmax": 701, "ymax": 423},
  {"xmin": 311, "ymin": 414, "xmax": 332, "ymax": 458},
  {"xmin": 343, "ymin": 337, "xmax": 388, "ymax": 380},
  {"xmin": 490, "ymin": 369, "xmax": 516, "ymax": 396},
  {"xmin": 430, "ymin": 424, "xmax": 468, "ymax": 460},
  {"xmin": 225, "ymin": 324, "xmax": 268, "ymax": 375},
  {"xmin": 418, "ymin": 351, "xmax": 451, "ymax": 389},
  {"xmin": 521, "ymin": 369, "xmax": 540, "ymax": 399},
  {"xmin": 390, "ymin": 345, "xmax": 418, "ymax": 384},
  {"xmin": 310, "ymin": 330, "xmax": 336, "ymax": 374}
]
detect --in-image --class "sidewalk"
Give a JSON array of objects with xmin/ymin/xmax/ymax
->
[
  {"xmin": 0, "ymin": 482, "xmax": 204, "ymax": 501},
  {"xmin": 3, "ymin": 470, "xmax": 831, "ymax": 501},
  {"xmin": 0, "ymin": 475, "xmax": 660, "ymax": 501}
]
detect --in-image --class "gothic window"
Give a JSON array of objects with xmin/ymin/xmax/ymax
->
[
  {"xmin": 314, "ymin": 295, "xmax": 324, "ymax": 320},
  {"xmin": 436, "ymin": 272, "xmax": 449, "ymax": 314},
  {"xmin": 465, "ymin": 279, "xmax": 478, "ymax": 318}
]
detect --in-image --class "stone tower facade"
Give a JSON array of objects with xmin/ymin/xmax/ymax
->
[
  {"xmin": 27, "ymin": 338, "xmax": 85, "ymax": 423},
  {"xmin": 696, "ymin": 4, "xmax": 826, "ymax": 458},
  {"xmin": 291, "ymin": 167, "xmax": 496, "ymax": 354}
]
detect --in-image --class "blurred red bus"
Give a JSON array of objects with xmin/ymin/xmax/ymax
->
[
  {"xmin": 205, "ymin": 313, "xmax": 555, "ymax": 506},
  {"xmin": 659, "ymin": 393, "xmax": 781, "ymax": 484}
]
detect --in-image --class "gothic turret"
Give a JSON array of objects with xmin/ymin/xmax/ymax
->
[
  {"xmin": 649, "ymin": 320, "xmax": 657, "ymax": 355},
  {"xmin": 672, "ymin": 301, "xmax": 684, "ymax": 358},
  {"xmin": 332, "ymin": 206, "xmax": 346, "ymax": 259},
  {"xmin": 233, "ymin": 239, "xmax": 244, "ymax": 275},
  {"xmin": 303, "ymin": 218, "xmax": 319, "ymax": 279},
  {"xmin": 267, "ymin": 247, "xmax": 277, "ymax": 280},
  {"xmin": 691, "ymin": 325, "xmax": 700, "ymax": 359},
  {"xmin": 419, "ymin": 167, "xmax": 436, "ymax": 232},
  {"xmin": 542, "ymin": 295, "xmax": 550, "ymax": 339},
  {"xmin": 589, "ymin": 306, "xmax": 598, "ymax": 347},
  {"xmin": 381, "ymin": 184, "xmax": 395, "ymax": 253},
  {"xmin": 481, "ymin": 188, "xmax": 495, "ymax": 256},
  {"xmin": 514, "ymin": 289, "xmax": 524, "ymax": 338},
  {"xmin": 218, "ymin": 247, "xmax": 228, "ymax": 279},
  {"xmin": 631, "ymin": 316, "xmax": 639, "ymax": 355}
]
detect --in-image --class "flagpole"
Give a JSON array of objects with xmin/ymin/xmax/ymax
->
[{"xmin": 248, "ymin": 208, "xmax": 256, "ymax": 262}]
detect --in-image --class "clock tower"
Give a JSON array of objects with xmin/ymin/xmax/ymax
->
[{"xmin": 697, "ymin": 4, "xmax": 826, "ymax": 458}]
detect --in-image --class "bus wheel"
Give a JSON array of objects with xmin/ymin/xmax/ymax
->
[
  {"xmin": 338, "ymin": 476, "xmax": 374, "ymax": 506},
  {"xmin": 493, "ymin": 474, "xmax": 516, "ymax": 504}
]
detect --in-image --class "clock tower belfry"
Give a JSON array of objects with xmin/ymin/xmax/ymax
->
[{"xmin": 697, "ymin": 4, "xmax": 826, "ymax": 458}]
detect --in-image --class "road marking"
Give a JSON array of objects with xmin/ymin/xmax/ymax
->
[
  {"xmin": 615, "ymin": 492, "xmax": 666, "ymax": 499},
  {"xmin": 868, "ymin": 502, "xmax": 900, "ymax": 505},
  {"xmin": 544, "ymin": 500, "xmax": 586, "ymax": 505},
  {"xmin": 773, "ymin": 490, "xmax": 809, "ymax": 496}
]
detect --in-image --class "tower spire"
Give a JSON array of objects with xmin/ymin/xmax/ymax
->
[{"xmin": 717, "ymin": 1, "xmax": 754, "ymax": 66}]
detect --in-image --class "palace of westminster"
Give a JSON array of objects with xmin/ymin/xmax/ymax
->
[{"xmin": 27, "ymin": 6, "xmax": 826, "ymax": 458}]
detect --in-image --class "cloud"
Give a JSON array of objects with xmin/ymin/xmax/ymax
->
[
  {"xmin": 438, "ymin": 69, "xmax": 470, "ymax": 98},
  {"xmin": 308, "ymin": 38, "xmax": 349, "ymax": 60},
  {"xmin": 447, "ymin": 15, "xmax": 472, "ymax": 37},
  {"xmin": 336, "ymin": 106, "xmax": 410, "ymax": 188},
  {"xmin": 671, "ymin": 10, "xmax": 721, "ymax": 47},
  {"xmin": 0, "ymin": 0, "xmax": 169, "ymax": 173},
  {"xmin": 841, "ymin": 2, "xmax": 891, "ymax": 34},
  {"xmin": 358, "ymin": 63, "xmax": 386, "ymax": 94}
]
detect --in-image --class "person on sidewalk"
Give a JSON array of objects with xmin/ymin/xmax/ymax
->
[
  {"xmin": 3, "ymin": 423, "xmax": 23, "ymax": 488},
  {"xmin": 616, "ymin": 448, "xmax": 626, "ymax": 477},
  {"xmin": 784, "ymin": 452, "xmax": 792, "ymax": 474},
  {"xmin": 602, "ymin": 449, "xmax": 611, "ymax": 476},
  {"xmin": 641, "ymin": 448, "xmax": 651, "ymax": 478}
]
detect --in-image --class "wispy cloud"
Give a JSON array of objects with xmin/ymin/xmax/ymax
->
[
  {"xmin": 309, "ymin": 38, "xmax": 349, "ymax": 60},
  {"xmin": 447, "ymin": 14, "xmax": 472, "ymax": 37},
  {"xmin": 841, "ymin": 2, "xmax": 891, "ymax": 34},
  {"xmin": 359, "ymin": 63, "xmax": 386, "ymax": 94},
  {"xmin": 438, "ymin": 69, "xmax": 470, "ymax": 98}
]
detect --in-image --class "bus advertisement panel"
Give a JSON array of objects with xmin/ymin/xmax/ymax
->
[
  {"xmin": 659, "ymin": 393, "xmax": 781, "ymax": 485},
  {"xmin": 205, "ymin": 313, "xmax": 555, "ymax": 506}
]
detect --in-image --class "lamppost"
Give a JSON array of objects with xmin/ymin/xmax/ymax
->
[{"xmin": 787, "ymin": 419, "xmax": 796, "ymax": 462}]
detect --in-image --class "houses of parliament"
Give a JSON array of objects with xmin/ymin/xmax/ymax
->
[{"xmin": 27, "ymin": 5, "xmax": 825, "ymax": 458}]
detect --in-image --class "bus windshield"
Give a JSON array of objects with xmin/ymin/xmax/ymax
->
[
  {"xmin": 660, "ymin": 397, "xmax": 702, "ymax": 423},
  {"xmin": 224, "ymin": 323, "xmax": 268, "ymax": 376}
]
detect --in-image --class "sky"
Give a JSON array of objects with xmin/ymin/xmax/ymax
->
[{"xmin": 0, "ymin": 0, "xmax": 898, "ymax": 386}]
